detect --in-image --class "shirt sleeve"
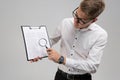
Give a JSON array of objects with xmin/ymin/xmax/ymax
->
[
  {"xmin": 50, "ymin": 20, "xmax": 63, "ymax": 46},
  {"xmin": 65, "ymin": 33, "xmax": 108, "ymax": 73}
]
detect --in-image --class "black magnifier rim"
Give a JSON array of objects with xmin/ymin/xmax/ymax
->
[{"xmin": 38, "ymin": 38, "xmax": 47, "ymax": 47}]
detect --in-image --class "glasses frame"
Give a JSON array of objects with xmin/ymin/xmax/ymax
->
[{"xmin": 72, "ymin": 7, "xmax": 92, "ymax": 25}]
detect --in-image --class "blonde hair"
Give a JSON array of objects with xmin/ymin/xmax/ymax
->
[{"xmin": 80, "ymin": 0, "xmax": 105, "ymax": 19}]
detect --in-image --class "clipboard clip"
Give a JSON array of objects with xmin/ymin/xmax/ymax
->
[
  {"xmin": 21, "ymin": 25, "xmax": 46, "ymax": 29},
  {"xmin": 29, "ymin": 25, "xmax": 46, "ymax": 29}
]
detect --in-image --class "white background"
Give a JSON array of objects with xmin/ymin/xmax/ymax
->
[{"xmin": 0, "ymin": 0, "xmax": 119, "ymax": 80}]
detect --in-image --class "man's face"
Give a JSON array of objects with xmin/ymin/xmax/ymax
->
[{"xmin": 73, "ymin": 7, "xmax": 94, "ymax": 29}]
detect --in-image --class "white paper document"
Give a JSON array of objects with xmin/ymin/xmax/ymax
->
[{"xmin": 21, "ymin": 25, "xmax": 50, "ymax": 61}]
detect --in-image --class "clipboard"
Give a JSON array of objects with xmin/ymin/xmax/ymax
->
[{"xmin": 21, "ymin": 25, "xmax": 51, "ymax": 61}]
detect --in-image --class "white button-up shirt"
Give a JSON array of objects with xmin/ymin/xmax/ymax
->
[{"xmin": 50, "ymin": 18, "xmax": 108, "ymax": 74}]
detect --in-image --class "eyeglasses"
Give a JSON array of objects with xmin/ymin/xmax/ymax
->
[{"xmin": 72, "ymin": 7, "xmax": 92, "ymax": 25}]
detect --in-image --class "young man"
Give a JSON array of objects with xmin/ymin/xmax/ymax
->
[{"xmin": 31, "ymin": 0, "xmax": 108, "ymax": 80}]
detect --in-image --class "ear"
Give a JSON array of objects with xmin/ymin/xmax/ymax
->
[{"xmin": 92, "ymin": 18, "xmax": 98, "ymax": 23}]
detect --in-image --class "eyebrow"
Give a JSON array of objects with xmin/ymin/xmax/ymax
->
[{"xmin": 76, "ymin": 11, "xmax": 85, "ymax": 21}]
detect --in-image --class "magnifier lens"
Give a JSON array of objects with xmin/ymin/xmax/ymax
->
[{"xmin": 39, "ymin": 39, "xmax": 47, "ymax": 47}]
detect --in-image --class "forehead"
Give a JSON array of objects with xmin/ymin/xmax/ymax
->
[{"xmin": 76, "ymin": 7, "xmax": 88, "ymax": 20}]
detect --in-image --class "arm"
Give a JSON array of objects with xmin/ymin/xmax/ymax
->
[{"xmin": 50, "ymin": 21, "xmax": 62, "ymax": 46}]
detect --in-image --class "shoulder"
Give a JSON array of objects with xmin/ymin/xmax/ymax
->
[
  {"xmin": 88, "ymin": 23, "xmax": 108, "ymax": 42},
  {"xmin": 90, "ymin": 23, "xmax": 108, "ymax": 37},
  {"xmin": 56, "ymin": 18, "xmax": 74, "ymax": 31},
  {"xmin": 61, "ymin": 18, "xmax": 74, "ymax": 24}
]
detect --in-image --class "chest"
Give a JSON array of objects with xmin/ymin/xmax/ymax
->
[{"xmin": 61, "ymin": 28, "xmax": 97, "ymax": 54}]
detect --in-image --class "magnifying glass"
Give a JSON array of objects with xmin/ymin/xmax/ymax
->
[
  {"xmin": 38, "ymin": 38, "xmax": 48, "ymax": 58},
  {"xmin": 38, "ymin": 38, "xmax": 48, "ymax": 49}
]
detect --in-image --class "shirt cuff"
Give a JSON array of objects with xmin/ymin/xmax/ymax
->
[{"xmin": 65, "ymin": 58, "xmax": 75, "ymax": 67}]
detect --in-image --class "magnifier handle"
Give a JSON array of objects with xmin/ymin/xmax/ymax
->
[{"xmin": 45, "ymin": 46, "xmax": 48, "ymax": 49}]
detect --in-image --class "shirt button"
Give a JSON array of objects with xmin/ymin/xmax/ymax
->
[
  {"xmin": 73, "ymin": 45, "xmax": 75, "ymax": 48},
  {"xmin": 75, "ymin": 37, "xmax": 77, "ymax": 40}
]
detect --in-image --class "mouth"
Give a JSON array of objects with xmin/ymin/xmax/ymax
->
[{"xmin": 73, "ymin": 19, "xmax": 80, "ymax": 28}]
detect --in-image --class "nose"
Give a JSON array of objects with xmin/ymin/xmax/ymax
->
[
  {"xmin": 74, "ymin": 18, "xmax": 79, "ymax": 27},
  {"xmin": 74, "ymin": 18, "xmax": 78, "ymax": 23}
]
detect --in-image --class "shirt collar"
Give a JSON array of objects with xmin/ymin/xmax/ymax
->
[
  {"xmin": 71, "ymin": 18, "xmax": 95, "ymax": 32},
  {"xmin": 75, "ymin": 23, "xmax": 95, "ymax": 32},
  {"xmin": 82, "ymin": 23, "xmax": 93, "ymax": 31}
]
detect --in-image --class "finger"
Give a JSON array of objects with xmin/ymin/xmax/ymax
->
[
  {"xmin": 47, "ymin": 51, "xmax": 51, "ymax": 55},
  {"xmin": 48, "ymin": 55, "xmax": 53, "ymax": 60},
  {"xmin": 37, "ymin": 56, "xmax": 42, "ymax": 60},
  {"xmin": 30, "ymin": 57, "xmax": 39, "ymax": 62},
  {"xmin": 33, "ymin": 58, "xmax": 38, "ymax": 62},
  {"xmin": 30, "ymin": 59, "xmax": 34, "ymax": 63}
]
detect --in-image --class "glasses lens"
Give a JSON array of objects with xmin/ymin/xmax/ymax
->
[
  {"xmin": 39, "ymin": 38, "xmax": 47, "ymax": 47},
  {"xmin": 72, "ymin": 12, "xmax": 76, "ymax": 18},
  {"xmin": 73, "ymin": 11, "xmax": 85, "ymax": 24}
]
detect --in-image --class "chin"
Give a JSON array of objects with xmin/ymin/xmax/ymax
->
[
  {"xmin": 74, "ymin": 25, "xmax": 80, "ymax": 29},
  {"xmin": 74, "ymin": 23, "xmax": 78, "ymax": 28}
]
